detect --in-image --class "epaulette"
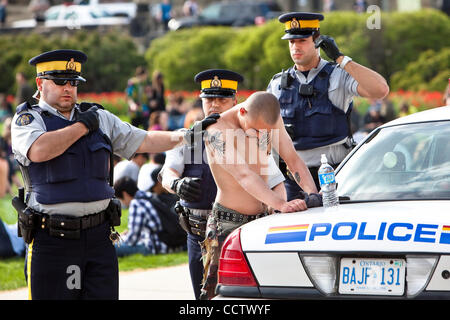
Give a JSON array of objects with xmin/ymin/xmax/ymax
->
[
  {"xmin": 271, "ymin": 72, "xmax": 283, "ymax": 80},
  {"xmin": 15, "ymin": 102, "xmax": 31, "ymax": 114}
]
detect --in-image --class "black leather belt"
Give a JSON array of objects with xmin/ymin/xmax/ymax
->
[{"xmin": 36, "ymin": 210, "xmax": 109, "ymax": 240}]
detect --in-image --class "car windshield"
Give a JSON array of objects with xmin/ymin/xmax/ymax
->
[
  {"xmin": 336, "ymin": 120, "xmax": 450, "ymax": 201},
  {"xmin": 200, "ymin": 3, "xmax": 220, "ymax": 19}
]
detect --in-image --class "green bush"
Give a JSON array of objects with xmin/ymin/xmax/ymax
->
[
  {"xmin": 146, "ymin": 27, "xmax": 237, "ymax": 91},
  {"xmin": 382, "ymin": 9, "xmax": 450, "ymax": 81},
  {"xmin": 144, "ymin": 9, "xmax": 449, "ymax": 92},
  {"xmin": 1, "ymin": 9, "xmax": 448, "ymax": 96},
  {"xmin": 390, "ymin": 48, "xmax": 450, "ymax": 92},
  {"xmin": 0, "ymin": 30, "xmax": 145, "ymax": 96}
]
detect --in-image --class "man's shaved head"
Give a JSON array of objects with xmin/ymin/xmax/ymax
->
[{"xmin": 245, "ymin": 92, "xmax": 280, "ymax": 125}]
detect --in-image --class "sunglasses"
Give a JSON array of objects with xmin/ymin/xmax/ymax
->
[{"xmin": 40, "ymin": 77, "xmax": 81, "ymax": 87}]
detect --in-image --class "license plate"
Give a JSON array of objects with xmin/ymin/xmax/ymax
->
[{"xmin": 339, "ymin": 258, "xmax": 405, "ymax": 296}]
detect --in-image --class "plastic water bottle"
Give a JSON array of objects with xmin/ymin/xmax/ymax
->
[{"xmin": 318, "ymin": 154, "xmax": 339, "ymax": 209}]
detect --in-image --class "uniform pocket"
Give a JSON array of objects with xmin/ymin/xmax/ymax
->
[
  {"xmin": 46, "ymin": 150, "xmax": 78, "ymax": 183},
  {"xmin": 279, "ymin": 90, "xmax": 296, "ymax": 120},
  {"xmin": 88, "ymin": 142, "xmax": 112, "ymax": 179},
  {"xmin": 303, "ymin": 103, "xmax": 335, "ymax": 137}
]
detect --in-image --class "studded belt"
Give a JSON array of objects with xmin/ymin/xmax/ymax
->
[{"xmin": 213, "ymin": 209, "xmax": 268, "ymax": 224}]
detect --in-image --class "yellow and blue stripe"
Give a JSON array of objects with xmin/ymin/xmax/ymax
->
[
  {"xmin": 265, "ymin": 224, "xmax": 309, "ymax": 244},
  {"xmin": 440, "ymin": 225, "xmax": 450, "ymax": 244}
]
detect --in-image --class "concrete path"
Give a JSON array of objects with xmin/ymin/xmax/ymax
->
[{"xmin": 0, "ymin": 263, "xmax": 194, "ymax": 300}]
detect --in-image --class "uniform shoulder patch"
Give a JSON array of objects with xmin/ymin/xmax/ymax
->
[{"xmin": 15, "ymin": 113, "xmax": 35, "ymax": 126}]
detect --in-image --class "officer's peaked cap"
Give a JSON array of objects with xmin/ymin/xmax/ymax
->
[
  {"xmin": 194, "ymin": 69, "xmax": 244, "ymax": 98},
  {"xmin": 29, "ymin": 49, "xmax": 87, "ymax": 81},
  {"xmin": 278, "ymin": 12, "xmax": 324, "ymax": 40}
]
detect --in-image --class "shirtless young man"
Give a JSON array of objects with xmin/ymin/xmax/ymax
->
[{"xmin": 199, "ymin": 91, "xmax": 317, "ymax": 299}]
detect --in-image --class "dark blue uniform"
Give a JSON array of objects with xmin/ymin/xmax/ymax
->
[
  {"xmin": 11, "ymin": 50, "xmax": 148, "ymax": 300},
  {"xmin": 268, "ymin": 12, "xmax": 359, "ymax": 199}
]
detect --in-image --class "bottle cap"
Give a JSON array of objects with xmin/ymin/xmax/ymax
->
[{"xmin": 321, "ymin": 154, "xmax": 327, "ymax": 164}]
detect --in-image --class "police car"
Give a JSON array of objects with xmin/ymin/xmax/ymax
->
[{"xmin": 216, "ymin": 106, "xmax": 450, "ymax": 299}]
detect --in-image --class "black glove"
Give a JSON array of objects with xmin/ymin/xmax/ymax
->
[
  {"xmin": 294, "ymin": 191, "xmax": 323, "ymax": 208},
  {"xmin": 171, "ymin": 177, "xmax": 202, "ymax": 202},
  {"xmin": 77, "ymin": 106, "xmax": 99, "ymax": 133},
  {"xmin": 184, "ymin": 113, "xmax": 220, "ymax": 146},
  {"xmin": 315, "ymin": 35, "xmax": 343, "ymax": 62}
]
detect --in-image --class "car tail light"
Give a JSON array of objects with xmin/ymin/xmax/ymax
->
[
  {"xmin": 218, "ymin": 228, "xmax": 257, "ymax": 287},
  {"xmin": 406, "ymin": 255, "xmax": 438, "ymax": 297},
  {"xmin": 301, "ymin": 255, "xmax": 337, "ymax": 294}
]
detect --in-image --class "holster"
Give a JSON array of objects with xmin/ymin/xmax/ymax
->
[
  {"xmin": 188, "ymin": 216, "xmax": 206, "ymax": 238},
  {"xmin": 107, "ymin": 198, "xmax": 122, "ymax": 227},
  {"xmin": 175, "ymin": 201, "xmax": 190, "ymax": 234},
  {"xmin": 12, "ymin": 188, "xmax": 35, "ymax": 244},
  {"xmin": 18, "ymin": 208, "xmax": 35, "ymax": 244}
]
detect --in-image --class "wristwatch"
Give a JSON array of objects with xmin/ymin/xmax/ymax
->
[{"xmin": 339, "ymin": 56, "xmax": 352, "ymax": 69}]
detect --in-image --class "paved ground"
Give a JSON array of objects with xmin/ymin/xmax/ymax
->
[{"xmin": 0, "ymin": 263, "xmax": 194, "ymax": 300}]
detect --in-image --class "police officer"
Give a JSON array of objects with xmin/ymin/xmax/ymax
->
[
  {"xmin": 11, "ymin": 49, "xmax": 217, "ymax": 300},
  {"xmin": 160, "ymin": 69, "xmax": 286, "ymax": 299},
  {"xmin": 267, "ymin": 12, "xmax": 389, "ymax": 199}
]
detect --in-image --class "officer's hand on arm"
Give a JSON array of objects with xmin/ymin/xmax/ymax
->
[
  {"xmin": 183, "ymin": 113, "xmax": 220, "ymax": 146},
  {"xmin": 76, "ymin": 106, "xmax": 99, "ymax": 134},
  {"xmin": 315, "ymin": 35, "xmax": 343, "ymax": 62},
  {"xmin": 171, "ymin": 177, "xmax": 202, "ymax": 202}
]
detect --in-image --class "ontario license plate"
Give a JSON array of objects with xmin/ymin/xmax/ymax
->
[{"xmin": 339, "ymin": 258, "xmax": 405, "ymax": 296}]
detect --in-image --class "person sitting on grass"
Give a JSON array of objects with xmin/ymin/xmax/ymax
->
[
  {"xmin": 0, "ymin": 217, "xmax": 25, "ymax": 258},
  {"xmin": 114, "ymin": 167, "xmax": 186, "ymax": 257}
]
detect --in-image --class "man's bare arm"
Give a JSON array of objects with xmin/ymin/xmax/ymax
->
[{"xmin": 274, "ymin": 116, "xmax": 318, "ymax": 194}]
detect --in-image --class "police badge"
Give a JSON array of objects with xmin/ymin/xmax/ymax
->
[
  {"xmin": 210, "ymin": 76, "xmax": 222, "ymax": 88},
  {"xmin": 291, "ymin": 18, "xmax": 300, "ymax": 29},
  {"xmin": 66, "ymin": 58, "xmax": 76, "ymax": 72}
]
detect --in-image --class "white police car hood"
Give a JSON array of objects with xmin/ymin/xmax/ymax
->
[{"xmin": 240, "ymin": 201, "xmax": 450, "ymax": 254}]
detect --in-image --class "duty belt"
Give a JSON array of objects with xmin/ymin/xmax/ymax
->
[
  {"xmin": 36, "ymin": 210, "xmax": 108, "ymax": 240},
  {"xmin": 184, "ymin": 208, "xmax": 211, "ymax": 238}
]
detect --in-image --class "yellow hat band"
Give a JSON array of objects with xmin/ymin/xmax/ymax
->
[
  {"xmin": 285, "ymin": 19, "xmax": 320, "ymax": 31},
  {"xmin": 36, "ymin": 60, "xmax": 82, "ymax": 75},
  {"xmin": 201, "ymin": 79, "xmax": 238, "ymax": 91}
]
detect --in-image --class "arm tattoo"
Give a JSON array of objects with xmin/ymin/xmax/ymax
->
[
  {"xmin": 258, "ymin": 131, "xmax": 271, "ymax": 155},
  {"xmin": 206, "ymin": 130, "xmax": 225, "ymax": 159},
  {"xmin": 294, "ymin": 172, "xmax": 301, "ymax": 184}
]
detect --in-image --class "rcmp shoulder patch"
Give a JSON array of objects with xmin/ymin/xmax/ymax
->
[{"xmin": 15, "ymin": 113, "xmax": 35, "ymax": 126}]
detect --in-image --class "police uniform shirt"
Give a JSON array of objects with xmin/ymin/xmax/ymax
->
[
  {"xmin": 11, "ymin": 99, "xmax": 148, "ymax": 216},
  {"xmin": 267, "ymin": 58, "xmax": 359, "ymax": 167},
  {"xmin": 162, "ymin": 142, "xmax": 286, "ymax": 191}
]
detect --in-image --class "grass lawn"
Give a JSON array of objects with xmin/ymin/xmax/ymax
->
[{"xmin": 0, "ymin": 193, "xmax": 188, "ymax": 291}]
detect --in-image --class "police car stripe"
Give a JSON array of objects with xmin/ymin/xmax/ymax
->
[{"xmin": 27, "ymin": 240, "xmax": 33, "ymax": 300}]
